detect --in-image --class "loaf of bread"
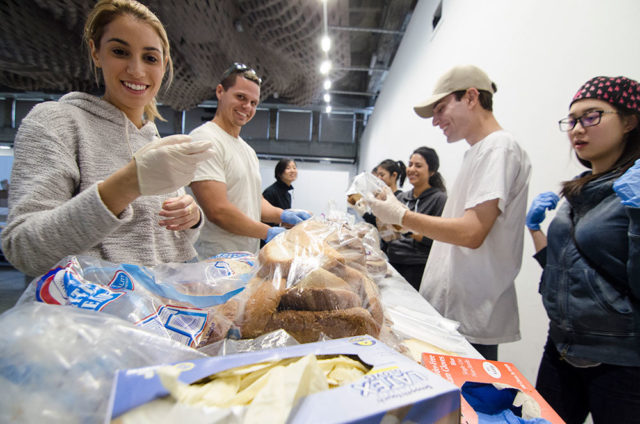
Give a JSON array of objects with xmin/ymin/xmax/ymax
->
[
  {"xmin": 227, "ymin": 218, "xmax": 391, "ymax": 343},
  {"xmin": 264, "ymin": 307, "xmax": 381, "ymax": 343}
]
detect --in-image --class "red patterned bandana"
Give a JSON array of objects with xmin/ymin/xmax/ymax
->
[{"xmin": 571, "ymin": 76, "xmax": 640, "ymax": 113}]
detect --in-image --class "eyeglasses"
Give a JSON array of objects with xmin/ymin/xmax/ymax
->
[
  {"xmin": 558, "ymin": 110, "xmax": 617, "ymax": 131},
  {"xmin": 221, "ymin": 62, "xmax": 262, "ymax": 86}
]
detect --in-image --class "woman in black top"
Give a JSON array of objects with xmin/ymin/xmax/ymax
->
[
  {"xmin": 363, "ymin": 159, "xmax": 407, "ymax": 229},
  {"xmin": 263, "ymin": 158, "xmax": 297, "ymax": 210},
  {"xmin": 387, "ymin": 147, "xmax": 447, "ymax": 291}
]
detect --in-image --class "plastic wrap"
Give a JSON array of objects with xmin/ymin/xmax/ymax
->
[
  {"xmin": 345, "ymin": 172, "xmax": 405, "ymax": 241},
  {"xmin": 17, "ymin": 253, "xmax": 257, "ymax": 348},
  {"xmin": 0, "ymin": 302, "xmax": 206, "ymax": 424},
  {"xmin": 221, "ymin": 214, "xmax": 394, "ymax": 344}
]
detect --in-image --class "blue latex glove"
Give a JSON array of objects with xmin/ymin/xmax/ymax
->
[
  {"xmin": 526, "ymin": 192, "xmax": 560, "ymax": 230},
  {"xmin": 265, "ymin": 226, "xmax": 285, "ymax": 243},
  {"xmin": 280, "ymin": 209, "xmax": 311, "ymax": 225},
  {"xmin": 613, "ymin": 158, "xmax": 640, "ymax": 207}
]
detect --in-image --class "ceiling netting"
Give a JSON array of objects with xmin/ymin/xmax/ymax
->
[{"xmin": 0, "ymin": 0, "xmax": 350, "ymax": 110}]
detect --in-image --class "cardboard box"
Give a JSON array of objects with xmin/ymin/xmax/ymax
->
[
  {"xmin": 107, "ymin": 336, "xmax": 461, "ymax": 424},
  {"xmin": 421, "ymin": 354, "xmax": 564, "ymax": 424}
]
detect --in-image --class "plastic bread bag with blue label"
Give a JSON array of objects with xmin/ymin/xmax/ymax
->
[{"xmin": 15, "ymin": 253, "xmax": 258, "ymax": 349}]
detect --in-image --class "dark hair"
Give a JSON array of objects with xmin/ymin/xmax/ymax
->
[
  {"xmin": 562, "ymin": 107, "xmax": 640, "ymax": 199},
  {"xmin": 220, "ymin": 63, "xmax": 262, "ymax": 90},
  {"xmin": 453, "ymin": 89, "xmax": 494, "ymax": 111},
  {"xmin": 412, "ymin": 146, "xmax": 446, "ymax": 192},
  {"xmin": 377, "ymin": 159, "xmax": 407, "ymax": 187},
  {"xmin": 275, "ymin": 158, "xmax": 295, "ymax": 181}
]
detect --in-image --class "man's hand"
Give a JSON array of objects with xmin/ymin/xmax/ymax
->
[
  {"xmin": 281, "ymin": 209, "xmax": 312, "ymax": 225},
  {"xmin": 365, "ymin": 186, "xmax": 407, "ymax": 226},
  {"xmin": 265, "ymin": 226, "xmax": 285, "ymax": 243}
]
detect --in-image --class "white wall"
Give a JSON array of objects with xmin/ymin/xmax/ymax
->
[
  {"xmin": 259, "ymin": 159, "xmax": 356, "ymax": 216},
  {"xmin": 359, "ymin": 0, "xmax": 640, "ymax": 385}
]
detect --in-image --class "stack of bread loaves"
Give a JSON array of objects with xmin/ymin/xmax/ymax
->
[{"xmin": 211, "ymin": 218, "xmax": 390, "ymax": 344}]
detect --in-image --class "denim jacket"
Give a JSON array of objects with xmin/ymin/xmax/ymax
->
[{"xmin": 535, "ymin": 171, "xmax": 640, "ymax": 366}]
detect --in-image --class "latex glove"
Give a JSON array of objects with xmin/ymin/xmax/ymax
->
[
  {"xmin": 351, "ymin": 198, "xmax": 368, "ymax": 217},
  {"xmin": 134, "ymin": 135, "xmax": 214, "ymax": 195},
  {"xmin": 613, "ymin": 158, "xmax": 640, "ymax": 207},
  {"xmin": 265, "ymin": 226, "xmax": 285, "ymax": 243},
  {"xmin": 365, "ymin": 186, "xmax": 407, "ymax": 226},
  {"xmin": 281, "ymin": 209, "xmax": 312, "ymax": 225},
  {"xmin": 526, "ymin": 191, "xmax": 559, "ymax": 230}
]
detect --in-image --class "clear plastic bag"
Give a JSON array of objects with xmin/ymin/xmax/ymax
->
[
  {"xmin": 17, "ymin": 253, "xmax": 257, "ymax": 348},
  {"xmin": 223, "ymin": 214, "xmax": 394, "ymax": 344},
  {"xmin": 0, "ymin": 302, "xmax": 206, "ymax": 424},
  {"xmin": 345, "ymin": 172, "xmax": 406, "ymax": 242}
]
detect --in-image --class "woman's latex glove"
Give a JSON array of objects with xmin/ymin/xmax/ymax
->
[
  {"xmin": 134, "ymin": 135, "xmax": 214, "ymax": 195},
  {"xmin": 265, "ymin": 226, "xmax": 285, "ymax": 243},
  {"xmin": 365, "ymin": 186, "xmax": 408, "ymax": 226},
  {"xmin": 613, "ymin": 158, "xmax": 640, "ymax": 207},
  {"xmin": 281, "ymin": 209, "xmax": 312, "ymax": 225},
  {"xmin": 526, "ymin": 192, "xmax": 559, "ymax": 230}
]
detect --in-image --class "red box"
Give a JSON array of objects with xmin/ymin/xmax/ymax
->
[{"xmin": 421, "ymin": 353, "xmax": 564, "ymax": 424}]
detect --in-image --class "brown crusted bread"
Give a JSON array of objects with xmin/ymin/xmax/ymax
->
[
  {"xmin": 237, "ymin": 276, "xmax": 286, "ymax": 339},
  {"xmin": 279, "ymin": 268, "xmax": 362, "ymax": 311},
  {"xmin": 279, "ymin": 287, "xmax": 362, "ymax": 311},
  {"xmin": 199, "ymin": 306, "xmax": 234, "ymax": 346},
  {"xmin": 264, "ymin": 307, "xmax": 381, "ymax": 343},
  {"xmin": 327, "ymin": 264, "xmax": 384, "ymax": 326}
]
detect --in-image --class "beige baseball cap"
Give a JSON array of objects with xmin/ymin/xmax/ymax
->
[{"xmin": 413, "ymin": 65, "xmax": 497, "ymax": 118}]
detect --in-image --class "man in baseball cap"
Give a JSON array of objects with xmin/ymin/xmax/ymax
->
[{"xmin": 366, "ymin": 64, "xmax": 531, "ymax": 361}]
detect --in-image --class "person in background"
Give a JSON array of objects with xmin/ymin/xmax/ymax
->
[
  {"xmin": 526, "ymin": 75, "xmax": 640, "ymax": 423},
  {"xmin": 1, "ymin": 0, "xmax": 213, "ymax": 277},
  {"xmin": 263, "ymin": 158, "xmax": 297, "ymax": 211},
  {"xmin": 375, "ymin": 159, "xmax": 406, "ymax": 196},
  {"xmin": 366, "ymin": 65, "xmax": 531, "ymax": 360},
  {"xmin": 386, "ymin": 147, "xmax": 446, "ymax": 291},
  {"xmin": 189, "ymin": 64, "xmax": 309, "ymax": 259},
  {"xmin": 362, "ymin": 159, "xmax": 406, "ymax": 231}
]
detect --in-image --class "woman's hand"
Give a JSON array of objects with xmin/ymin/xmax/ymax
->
[
  {"xmin": 526, "ymin": 192, "xmax": 559, "ymax": 231},
  {"xmin": 613, "ymin": 158, "xmax": 640, "ymax": 207},
  {"xmin": 159, "ymin": 194, "xmax": 201, "ymax": 231}
]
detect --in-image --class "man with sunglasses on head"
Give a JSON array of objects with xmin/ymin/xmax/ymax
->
[
  {"xmin": 189, "ymin": 63, "xmax": 310, "ymax": 258},
  {"xmin": 366, "ymin": 65, "xmax": 531, "ymax": 361}
]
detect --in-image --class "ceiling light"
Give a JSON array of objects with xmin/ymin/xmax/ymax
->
[
  {"xmin": 325, "ymin": 105, "xmax": 332, "ymax": 114},
  {"xmin": 323, "ymin": 93, "xmax": 331, "ymax": 102},
  {"xmin": 321, "ymin": 35, "xmax": 331, "ymax": 52},
  {"xmin": 320, "ymin": 60, "xmax": 331, "ymax": 75},
  {"xmin": 323, "ymin": 79, "xmax": 332, "ymax": 90}
]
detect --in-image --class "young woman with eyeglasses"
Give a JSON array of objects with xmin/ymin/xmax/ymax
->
[
  {"xmin": 526, "ymin": 76, "xmax": 640, "ymax": 423},
  {"xmin": 1, "ymin": 0, "xmax": 214, "ymax": 277}
]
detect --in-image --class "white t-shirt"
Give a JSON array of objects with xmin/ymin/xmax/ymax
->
[
  {"xmin": 190, "ymin": 122, "xmax": 262, "ymax": 256},
  {"xmin": 419, "ymin": 130, "xmax": 531, "ymax": 344}
]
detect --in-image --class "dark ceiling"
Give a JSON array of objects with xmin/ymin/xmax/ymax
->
[{"xmin": 0, "ymin": 0, "xmax": 416, "ymax": 112}]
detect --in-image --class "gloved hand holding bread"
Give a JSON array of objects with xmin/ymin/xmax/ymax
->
[{"xmin": 364, "ymin": 185, "xmax": 408, "ymax": 226}]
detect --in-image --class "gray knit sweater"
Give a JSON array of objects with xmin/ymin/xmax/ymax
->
[{"xmin": 2, "ymin": 92, "xmax": 199, "ymax": 276}]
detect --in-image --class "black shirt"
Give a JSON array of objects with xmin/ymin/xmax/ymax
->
[{"xmin": 263, "ymin": 179, "xmax": 293, "ymax": 210}]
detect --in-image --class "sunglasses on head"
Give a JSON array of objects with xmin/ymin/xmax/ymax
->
[{"xmin": 221, "ymin": 62, "xmax": 262, "ymax": 86}]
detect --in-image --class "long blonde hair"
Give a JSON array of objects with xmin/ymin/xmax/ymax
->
[{"xmin": 83, "ymin": 0, "xmax": 173, "ymax": 122}]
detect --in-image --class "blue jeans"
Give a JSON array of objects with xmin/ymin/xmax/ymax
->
[{"xmin": 535, "ymin": 336, "xmax": 640, "ymax": 424}]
